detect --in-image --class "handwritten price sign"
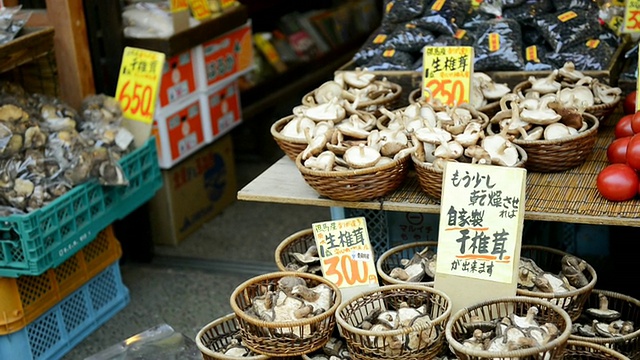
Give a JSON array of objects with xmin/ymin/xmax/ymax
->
[
  {"xmin": 422, "ymin": 46, "xmax": 473, "ymax": 106},
  {"xmin": 624, "ymin": 0, "xmax": 640, "ymax": 32},
  {"xmin": 115, "ymin": 47, "xmax": 165, "ymax": 124},
  {"xmin": 312, "ymin": 217, "xmax": 379, "ymax": 288}
]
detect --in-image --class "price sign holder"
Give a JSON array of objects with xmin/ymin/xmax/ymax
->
[
  {"xmin": 115, "ymin": 47, "xmax": 166, "ymax": 148},
  {"xmin": 422, "ymin": 46, "xmax": 473, "ymax": 106},
  {"xmin": 624, "ymin": 0, "xmax": 640, "ymax": 32},
  {"xmin": 312, "ymin": 217, "xmax": 380, "ymax": 304},
  {"xmin": 433, "ymin": 162, "xmax": 527, "ymax": 314}
]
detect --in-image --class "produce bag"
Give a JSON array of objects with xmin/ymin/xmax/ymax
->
[
  {"xmin": 471, "ymin": 18, "xmax": 525, "ymax": 71},
  {"xmin": 431, "ymin": 30, "xmax": 475, "ymax": 47},
  {"xmin": 353, "ymin": 26, "xmax": 392, "ymax": 66},
  {"xmin": 502, "ymin": 0, "xmax": 554, "ymax": 25},
  {"xmin": 363, "ymin": 48, "xmax": 417, "ymax": 70},
  {"xmin": 386, "ymin": 22, "xmax": 436, "ymax": 52},
  {"xmin": 553, "ymin": 0, "xmax": 596, "ymax": 12},
  {"xmin": 383, "ymin": 0, "xmax": 427, "ymax": 24},
  {"xmin": 523, "ymin": 44, "xmax": 554, "ymax": 70},
  {"xmin": 544, "ymin": 38, "xmax": 616, "ymax": 70},
  {"xmin": 533, "ymin": 8, "xmax": 602, "ymax": 53},
  {"xmin": 412, "ymin": 0, "xmax": 470, "ymax": 36}
]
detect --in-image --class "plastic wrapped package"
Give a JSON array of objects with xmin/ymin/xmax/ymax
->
[
  {"xmin": 544, "ymin": 38, "xmax": 616, "ymax": 70},
  {"xmin": 431, "ymin": 30, "xmax": 476, "ymax": 47},
  {"xmin": 363, "ymin": 48, "xmax": 417, "ymax": 70},
  {"xmin": 0, "ymin": 6, "xmax": 31, "ymax": 45},
  {"xmin": 471, "ymin": 18, "xmax": 525, "ymax": 71},
  {"xmin": 353, "ymin": 25, "xmax": 394, "ymax": 66},
  {"xmin": 502, "ymin": 0, "xmax": 554, "ymax": 25},
  {"xmin": 383, "ymin": 0, "xmax": 427, "ymax": 24},
  {"xmin": 552, "ymin": 0, "xmax": 597, "ymax": 12},
  {"xmin": 521, "ymin": 24, "xmax": 547, "ymax": 47},
  {"xmin": 412, "ymin": 0, "xmax": 471, "ymax": 36},
  {"xmin": 533, "ymin": 8, "xmax": 602, "ymax": 53},
  {"xmin": 386, "ymin": 22, "xmax": 436, "ymax": 52},
  {"xmin": 523, "ymin": 44, "xmax": 555, "ymax": 70},
  {"xmin": 464, "ymin": 8, "xmax": 499, "ymax": 29}
]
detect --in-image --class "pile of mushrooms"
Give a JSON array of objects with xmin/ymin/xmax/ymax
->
[
  {"xmin": 388, "ymin": 246, "xmax": 437, "ymax": 283},
  {"xmin": 246, "ymin": 276, "xmax": 335, "ymax": 338},
  {"xmin": 381, "ymin": 101, "xmax": 521, "ymax": 170},
  {"xmin": 573, "ymin": 293, "xmax": 635, "ymax": 338},
  {"xmin": 283, "ymin": 244, "xmax": 322, "ymax": 275},
  {"xmin": 470, "ymin": 72, "xmax": 511, "ymax": 109},
  {"xmin": 518, "ymin": 255, "xmax": 590, "ymax": 296},
  {"xmin": 296, "ymin": 100, "xmax": 413, "ymax": 172},
  {"xmin": 460, "ymin": 306, "xmax": 561, "ymax": 353},
  {"xmin": 305, "ymin": 70, "xmax": 400, "ymax": 114},
  {"xmin": 356, "ymin": 302, "xmax": 437, "ymax": 355},
  {"xmin": 217, "ymin": 334, "xmax": 256, "ymax": 357}
]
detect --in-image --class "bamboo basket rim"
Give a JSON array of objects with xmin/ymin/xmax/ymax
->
[
  {"xmin": 375, "ymin": 241, "xmax": 439, "ymax": 286},
  {"xmin": 410, "ymin": 143, "xmax": 528, "ymax": 172},
  {"xmin": 336, "ymin": 284, "xmax": 452, "ymax": 338},
  {"xmin": 569, "ymin": 288, "xmax": 640, "ymax": 344},
  {"xmin": 230, "ymin": 271, "xmax": 342, "ymax": 329},
  {"xmin": 517, "ymin": 245, "xmax": 598, "ymax": 299},
  {"xmin": 274, "ymin": 228, "xmax": 314, "ymax": 272},
  {"xmin": 270, "ymin": 115, "xmax": 308, "ymax": 145},
  {"xmin": 295, "ymin": 150, "xmax": 411, "ymax": 178},
  {"xmin": 445, "ymin": 296, "xmax": 573, "ymax": 358},
  {"xmin": 302, "ymin": 80, "xmax": 403, "ymax": 108},
  {"xmin": 196, "ymin": 313, "xmax": 269, "ymax": 360},
  {"xmin": 407, "ymin": 87, "xmax": 501, "ymax": 114},
  {"xmin": 566, "ymin": 340, "xmax": 631, "ymax": 359},
  {"xmin": 488, "ymin": 112, "xmax": 599, "ymax": 146}
]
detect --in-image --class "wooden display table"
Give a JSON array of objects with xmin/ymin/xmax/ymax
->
[{"xmin": 238, "ymin": 111, "xmax": 640, "ymax": 228}]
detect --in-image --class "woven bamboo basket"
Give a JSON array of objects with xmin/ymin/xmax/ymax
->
[
  {"xmin": 411, "ymin": 144, "xmax": 528, "ymax": 200},
  {"xmin": 274, "ymin": 228, "xmax": 316, "ymax": 272},
  {"xmin": 295, "ymin": 151, "xmax": 411, "ymax": 202},
  {"xmin": 336, "ymin": 284, "xmax": 452, "ymax": 360},
  {"xmin": 446, "ymin": 296, "xmax": 573, "ymax": 360},
  {"xmin": 487, "ymin": 112, "xmax": 599, "ymax": 173},
  {"xmin": 569, "ymin": 289, "xmax": 640, "ymax": 359},
  {"xmin": 564, "ymin": 340, "xmax": 631, "ymax": 360},
  {"xmin": 513, "ymin": 80, "xmax": 621, "ymax": 121},
  {"xmin": 230, "ymin": 271, "xmax": 341, "ymax": 357},
  {"xmin": 518, "ymin": 245, "xmax": 597, "ymax": 322},
  {"xmin": 407, "ymin": 88, "xmax": 501, "ymax": 118},
  {"xmin": 376, "ymin": 241, "xmax": 438, "ymax": 287},
  {"xmin": 196, "ymin": 313, "xmax": 269, "ymax": 360},
  {"xmin": 302, "ymin": 80, "xmax": 403, "ymax": 114},
  {"xmin": 270, "ymin": 115, "xmax": 308, "ymax": 161}
]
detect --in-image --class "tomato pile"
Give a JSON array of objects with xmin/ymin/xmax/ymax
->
[{"xmin": 598, "ymin": 91, "xmax": 640, "ymax": 201}]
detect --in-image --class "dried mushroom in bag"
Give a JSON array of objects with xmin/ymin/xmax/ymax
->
[
  {"xmin": 386, "ymin": 22, "xmax": 436, "ymax": 52},
  {"xmin": 502, "ymin": 0, "xmax": 554, "ymax": 25},
  {"xmin": 353, "ymin": 26, "xmax": 392, "ymax": 66},
  {"xmin": 523, "ymin": 45, "xmax": 554, "ymax": 71},
  {"xmin": 533, "ymin": 9, "xmax": 602, "ymax": 53},
  {"xmin": 553, "ymin": 0, "xmax": 597, "ymax": 12},
  {"xmin": 363, "ymin": 48, "xmax": 417, "ymax": 71},
  {"xmin": 544, "ymin": 38, "xmax": 616, "ymax": 70},
  {"xmin": 79, "ymin": 94, "xmax": 135, "ymax": 155},
  {"xmin": 383, "ymin": 0, "xmax": 427, "ymax": 24},
  {"xmin": 412, "ymin": 0, "xmax": 470, "ymax": 36},
  {"xmin": 472, "ymin": 18, "xmax": 525, "ymax": 71},
  {"xmin": 431, "ymin": 30, "xmax": 475, "ymax": 47}
]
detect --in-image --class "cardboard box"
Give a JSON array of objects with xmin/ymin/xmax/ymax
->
[
  {"xmin": 194, "ymin": 20, "xmax": 254, "ymax": 90},
  {"xmin": 149, "ymin": 134, "xmax": 237, "ymax": 245},
  {"xmin": 202, "ymin": 79, "xmax": 242, "ymax": 142},
  {"xmin": 153, "ymin": 93, "xmax": 207, "ymax": 169},
  {"xmin": 157, "ymin": 49, "xmax": 199, "ymax": 109}
]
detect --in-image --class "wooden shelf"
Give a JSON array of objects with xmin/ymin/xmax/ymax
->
[{"xmin": 238, "ymin": 112, "xmax": 640, "ymax": 228}]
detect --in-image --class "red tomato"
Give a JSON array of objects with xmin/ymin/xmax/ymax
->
[
  {"xmin": 631, "ymin": 112, "xmax": 640, "ymax": 134},
  {"xmin": 607, "ymin": 137, "xmax": 631, "ymax": 164},
  {"xmin": 624, "ymin": 91, "xmax": 637, "ymax": 115},
  {"xmin": 627, "ymin": 134, "xmax": 640, "ymax": 170},
  {"xmin": 596, "ymin": 164, "xmax": 639, "ymax": 201},
  {"xmin": 615, "ymin": 114, "xmax": 635, "ymax": 138}
]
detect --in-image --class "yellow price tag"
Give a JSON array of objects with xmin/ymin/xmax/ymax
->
[
  {"xmin": 557, "ymin": 11, "xmax": 578, "ymax": 22},
  {"xmin": 422, "ymin": 46, "xmax": 473, "ymax": 107},
  {"xmin": 188, "ymin": 0, "xmax": 212, "ymax": 20},
  {"xmin": 170, "ymin": 0, "xmax": 189, "ymax": 12},
  {"xmin": 115, "ymin": 47, "xmax": 166, "ymax": 124},
  {"xmin": 220, "ymin": 0, "xmax": 237, "ymax": 9},
  {"xmin": 624, "ymin": 0, "xmax": 640, "ymax": 32},
  {"xmin": 488, "ymin": 33, "xmax": 500, "ymax": 52},
  {"xmin": 525, "ymin": 45, "xmax": 539, "ymax": 62}
]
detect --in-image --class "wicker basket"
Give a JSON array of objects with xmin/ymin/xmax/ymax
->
[
  {"xmin": 569, "ymin": 289, "xmax": 640, "ymax": 359},
  {"xmin": 302, "ymin": 80, "xmax": 403, "ymax": 114},
  {"xmin": 336, "ymin": 284, "xmax": 452, "ymax": 360},
  {"xmin": 513, "ymin": 80, "xmax": 621, "ymax": 121},
  {"xmin": 270, "ymin": 115, "xmax": 308, "ymax": 161},
  {"xmin": 274, "ymin": 228, "xmax": 316, "ymax": 272},
  {"xmin": 411, "ymin": 144, "xmax": 528, "ymax": 200},
  {"xmin": 196, "ymin": 313, "xmax": 269, "ymax": 360},
  {"xmin": 376, "ymin": 241, "xmax": 438, "ymax": 286},
  {"xmin": 446, "ymin": 296, "xmax": 573, "ymax": 360},
  {"xmin": 518, "ymin": 245, "xmax": 597, "ymax": 322},
  {"xmin": 487, "ymin": 112, "xmax": 599, "ymax": 173},
  {"xmin": 295, "ymin": 151, "xmax": 411, "ymax": 202},
  {"xmin": 230, "ymin": 271, "xmax": 341, "ymax": 357},
  {"xmin": 564, "ymin": 340, "xmax": 631, "ymax": 360},
  {"xmin": 407, "ymin": 88, "xmax": 501, "ymax": 118}
]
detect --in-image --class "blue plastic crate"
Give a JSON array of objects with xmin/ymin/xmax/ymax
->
[
  {"xmin": 0, "ymin": 138, "xmax": 163, "ymax": 277},
  {"xmin": 0, "ymin": 261, "xmax": 129, "ymax": 360}
]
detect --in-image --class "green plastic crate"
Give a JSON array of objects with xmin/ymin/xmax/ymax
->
[{"xmin": 0, "ymin": 138, "xmax": 162, "ymax": 277}]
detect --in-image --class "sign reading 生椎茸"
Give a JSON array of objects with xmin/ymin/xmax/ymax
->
[
  {"xmin": 313, "ymin": 217, "xmax": 379, "ymax": 303},
  {"xmin": 422, "ymin": 46, "xmax": 473, "ymax": 107},
  {"xmin": 434, "ymin": 162, "xmax": 527, "ymax": 314}
]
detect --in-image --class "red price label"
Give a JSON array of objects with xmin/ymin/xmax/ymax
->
[
  {"xmin": 322, "ymin": 254, "xmax": 372, "ymax": 287},
  {"xmin": 424, "ymin": 78, "xmax": 466, "ymax": 106},
  {"xmin": 115, "ymin": 47, "xmax": 165, "ymax": 124}
]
